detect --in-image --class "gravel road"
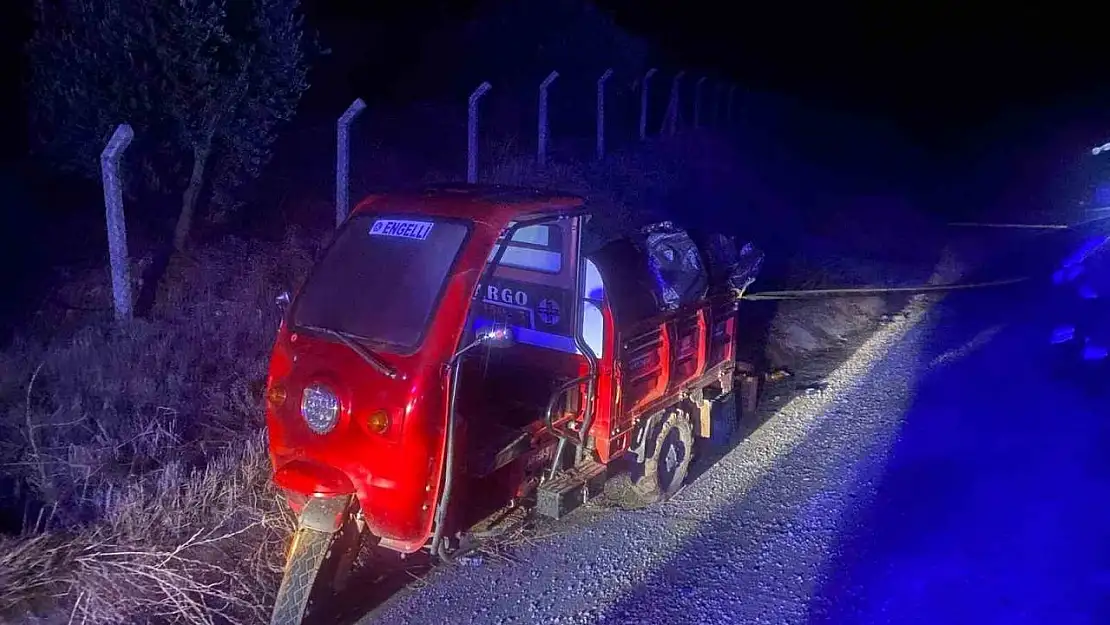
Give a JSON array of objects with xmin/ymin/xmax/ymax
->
[{"xmin": 357, "ymin": 276, "xmax": 1109, "ymax": 625}]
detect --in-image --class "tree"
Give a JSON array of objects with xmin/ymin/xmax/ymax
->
[{"xmin": 27, "ymin": 0, "xmax": 315, "ymax": 250}]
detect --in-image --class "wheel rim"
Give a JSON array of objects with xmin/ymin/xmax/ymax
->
[{"xmin": 657, "ymin": 427, "xmax": 687, "ymax": 493}]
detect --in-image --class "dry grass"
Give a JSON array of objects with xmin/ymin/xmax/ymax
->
[
  {"xmin": 0, "ymin": 435, "xmax": 292, "ymax": 624},
  {"xmin": 0, "ymin": 232, "xmax": 315, "ymax": 624}
]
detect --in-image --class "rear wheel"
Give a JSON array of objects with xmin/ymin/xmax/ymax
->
[
  {"xmin": 630, "ymin": 407, "xmax": 695, "ymax": 504},
  {"xmin": 270, "ymin": 519, "xmax": 361, "ymax": 625}
]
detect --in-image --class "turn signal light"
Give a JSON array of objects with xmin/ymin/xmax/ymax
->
[
  {"xmin": 266, "ymin": 383, "xmax": 288, "ymax": 408},
  {"xmin": 366, "ymin": 410, "xmax": 390, "ymax": 434}
]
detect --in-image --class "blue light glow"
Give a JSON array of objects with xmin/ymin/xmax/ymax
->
[
  {"xmin": 1050, "ymin": 325, "xmax": 1076, "ymax": 344},
  {"xmin": 1081, "ymin": 342, "xmax": 1108, "ymax": 361}
]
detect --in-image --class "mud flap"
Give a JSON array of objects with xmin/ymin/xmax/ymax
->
[
  {"xmin": 299, "ymin": 494, "xmax": 353, "ymax": 533},
  {"xmin": 689, "ymin": 384, "xmax": 742, "ymax": 451},
  {"xmin": 705, "ymin": 396, "xmax": 738, "ymax": 449}
]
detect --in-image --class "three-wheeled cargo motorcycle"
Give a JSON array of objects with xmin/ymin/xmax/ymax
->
[{"xmin": 264, "ymin": 185, "xmax": 763, "ymax": 623}]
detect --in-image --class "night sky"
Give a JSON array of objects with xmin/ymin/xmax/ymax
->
[
  {"xmin": 5, "ymin": 1, "xmax": 1110, "ymax": 161},
  {"xmin": 299, "ymin": 1, "xmax": 1110, "ymax": 152},
  {"xmin": 606, "ymin": 4, "xmax": 1110, "ymax": 147}
]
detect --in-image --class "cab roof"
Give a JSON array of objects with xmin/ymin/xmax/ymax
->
[{"xmin": 350, "ymin": 184, "xmax": 587, "ymax": 227}]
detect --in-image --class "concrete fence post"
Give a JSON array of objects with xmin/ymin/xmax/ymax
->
[
  {"xmin": 596, "ymin": 68, "xmax": 613, "ymax": 160},
  {"xmin": 467, "ymin": 81, "xmax": 492, "ymax": 184},
  {"xmin": 663, "ymin": 71, "xmax": 686, "ymax": 136},
  {"xmin": 537, "ymin": 71, "xmax": 559, "ymax": 168},
  {"xmin": 100, "ymin": 124, "xmax": 134, "ymax": 323},
  {"xmin": 335, "ymin": 98, "xmax": 367, "ymax": 227}
]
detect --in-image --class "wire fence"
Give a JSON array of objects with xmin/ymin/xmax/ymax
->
[{"xmin": 98, "ymin": 66, "xmax": 739, "ymax": 321}]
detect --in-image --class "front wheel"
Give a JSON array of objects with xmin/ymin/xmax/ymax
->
[{"xmin": 271, "ymin": 518, "xmax": 361, "ymax": 625}]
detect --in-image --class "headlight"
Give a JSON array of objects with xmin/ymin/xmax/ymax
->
[{"xmin": 301, "ymin": 383, "xmax": 340, "ymax": 434}]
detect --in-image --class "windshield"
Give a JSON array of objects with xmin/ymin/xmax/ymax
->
[{"xmin": 292, "ymin": 214, "xmax": 471, "ymax": 352}]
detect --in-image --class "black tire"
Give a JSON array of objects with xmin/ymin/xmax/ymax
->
[
  {"xmin": 270, "ymin": 521, "xmax": 360, "ymax": 625},
  {"xmin": 631, "ymin": 407, "xmax": 695, "ymax": 504}
]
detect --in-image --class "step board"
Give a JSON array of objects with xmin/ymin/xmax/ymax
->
[{"xmin": 536, "ymin": 460, "xmax": 607, "ymax": 520}]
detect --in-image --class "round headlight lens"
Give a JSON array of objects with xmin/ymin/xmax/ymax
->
[{"xmin": 301, "ymin": 384, "xmax": 340, "ymax": 434}]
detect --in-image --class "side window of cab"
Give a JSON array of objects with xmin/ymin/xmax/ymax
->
[
  {"xmin": 482, "ymin": 218, "xmax": 604, "ymax": 358},
  {"xmin": 491, "ymin": 224, "xmax": 564, "ymax": 274},
  {"xmin": 580, "ymin": 258, "xmax": 605, "ymax": 358}
]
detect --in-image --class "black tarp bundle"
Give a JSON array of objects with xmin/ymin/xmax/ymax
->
[
  {"xmin": 641, "ymin": 221, "xmax": 707, "ymax": 310},
  {"xmin": 703, "ymin": 233, "xmax": 764, "ymax": 294},
  {"xmin": 637, "ymin": 221, "xmax": 763, "ymax": 311}
]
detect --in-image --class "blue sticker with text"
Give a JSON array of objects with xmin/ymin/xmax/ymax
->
[{"xmin": 370, "ymin": 219, "xmax": 434, "ymax": 241}]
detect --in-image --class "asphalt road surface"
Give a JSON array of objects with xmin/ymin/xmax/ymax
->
[{"xmin": 359, "ymin": 274, "xmax": 1110, "ymax": 625}]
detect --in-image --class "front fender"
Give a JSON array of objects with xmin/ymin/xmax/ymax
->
[{"xmin": 274, "ymin": 459, "xmax": 355, "ymax": 498}]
